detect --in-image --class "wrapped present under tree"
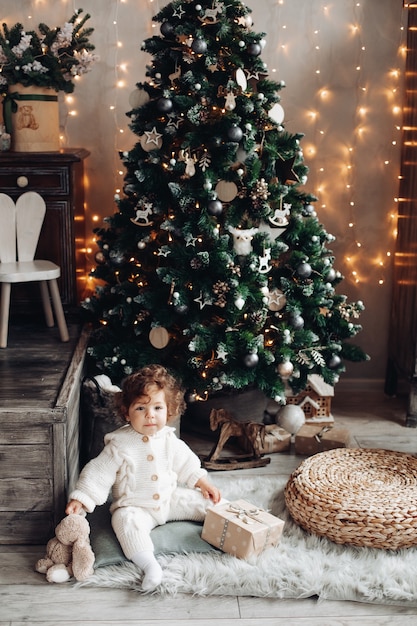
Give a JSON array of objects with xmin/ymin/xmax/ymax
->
[
  {"xmin": 202, "ymin": 499, "xmax": 285, "ymax": 559},
  {"xmin": 294, "ymin": 423, "xmax": 352, "ymax": 456}
]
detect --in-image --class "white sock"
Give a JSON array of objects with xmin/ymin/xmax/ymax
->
[{"xmin": 131, "ymin": 550, "xmax": 163, "ymax": 591}]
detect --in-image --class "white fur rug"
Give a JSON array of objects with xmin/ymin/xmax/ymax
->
[{"xmin": 76, "ymin": 474, "xmax": 417, "ymax": 604}]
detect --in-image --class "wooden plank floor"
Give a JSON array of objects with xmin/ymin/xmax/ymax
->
[{"xmin": 2, "ymin": 321, "xmax": 417, "ymax": 624}]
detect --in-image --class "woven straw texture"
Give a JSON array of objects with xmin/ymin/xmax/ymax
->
[{"xmin": 284, "ymin": 447, "xmax": 417, "ymax": 550}]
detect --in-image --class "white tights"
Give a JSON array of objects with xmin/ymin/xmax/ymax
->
[{"xmin": 111, "ymin": 487, "xmax": 213, "ymax": 590}]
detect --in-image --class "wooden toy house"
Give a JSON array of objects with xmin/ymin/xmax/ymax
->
[{"xmin": 285, "ymin": 374, "xmax": 334, "ymax": 423}]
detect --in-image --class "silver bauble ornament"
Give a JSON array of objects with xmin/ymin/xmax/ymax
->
[
  {"xmin": 160, "ymin": 21, "xmax": 174, "ymax": 37},
  {"xmin": 326, "ymin": 268, "xmax": 337, "ymax": 282},
  {"xmin": 290, "ymin": 314, "xmax": 304, "ymax": 330},
  {"xmin": 207, "ymin": 199, "xmax": 223, "ymax": 216},
  {"xmin": 328, "ymin": 354, "xmax": 342, "ymax": 369},
  {"xmin": 227, "ymin": 125, "xmax": 243, "ymax": 142},
  {"xmin": 243, "ymin": 353, "xmax": 259, "ymax": 368},
  {"xmin": 277, "ymin": 360, "xmax": 294, "ymax": 378},
  {"xmin": 157, "ymin": 97, "xmax": 173, "ymax": 113},
  {"xmin": 247, "ymin": 43, "xmax": 262, "ymax": 56},
  {"xmin": 296, "ymin": 262, "xmax": 312, "ymax": 278},
  {"xmin": 276, "ymin": 404, "xmax": 305, "ymax": 434},
  {"xmin": 192, "ymin": 38, "xmax": 207, "ymax": 54}
]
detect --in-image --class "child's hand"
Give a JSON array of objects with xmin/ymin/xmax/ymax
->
[
  {"xmin": 195, "ymin": 477, "xmax": 221, "ymax": 504},
  {"xmin": 65, "ymin": 499, "xmax": 85, "ymax": 515}
]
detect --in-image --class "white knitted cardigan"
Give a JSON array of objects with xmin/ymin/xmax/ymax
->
[{"xmin": 69, "ymin": 425, "xmax": 207, "ymax": 514}]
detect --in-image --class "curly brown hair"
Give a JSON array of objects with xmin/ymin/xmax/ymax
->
[{"xmin": 115, "ymin": 364, "xmax": 186, "ymax": 423}]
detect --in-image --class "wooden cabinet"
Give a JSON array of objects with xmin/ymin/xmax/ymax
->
[{"xmin": 0, "ymin": 148, "xmax": 89, "ymax": 313}]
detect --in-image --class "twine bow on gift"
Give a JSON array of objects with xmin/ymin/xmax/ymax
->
[
  {"xmin": 228, "ymin": 504, "xmax": 262, "ymax": 524},
  {"xmin": 314, "ymin": 426, "xmax": 332, "ymax": 443},
  {"xmin": 270, "ymin": 430, "xmax": 284, "ymax": 441},
  {"xmin": 2, "ymin": 90, "xmax": 58, "ymax": 134}
]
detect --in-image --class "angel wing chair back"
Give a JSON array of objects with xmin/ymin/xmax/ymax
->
[{"xmin": 0, "ymin": 191, "xmax": 69, "ymax": 348}]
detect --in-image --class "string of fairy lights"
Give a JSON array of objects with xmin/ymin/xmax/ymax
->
[
  {"xmin": 269, "ymin": 0, "xmax": 407, "ymax": 289},
  {"xmin": 3, "ymin": 0, "xmax": 408, "ymax": 293},
  {"xmin": 85, "ymin": 0, "xmax": 161, "ymax": 269}
]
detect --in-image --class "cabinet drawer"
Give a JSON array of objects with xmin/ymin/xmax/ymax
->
[{"xmin": 0, "ymin": 166, "xmax": 69, "ymax": 195}]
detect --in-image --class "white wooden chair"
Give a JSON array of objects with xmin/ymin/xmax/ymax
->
[{"xmin": 0, "ymin": 191, "xmax": 69, "ymax": 348}]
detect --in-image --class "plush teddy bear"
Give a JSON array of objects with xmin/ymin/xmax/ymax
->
[{"xmin": 35, "ymin": 514, "xmax": 95, "ymax": 583}]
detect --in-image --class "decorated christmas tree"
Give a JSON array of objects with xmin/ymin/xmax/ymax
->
[{"xmin": 83, "ymin": 0, "xmax": 368, "ymax": 407}]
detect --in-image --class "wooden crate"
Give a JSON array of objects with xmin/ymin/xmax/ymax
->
[{"xmin": 0, "ymin": 326, "xmax": 88, "ymax": 544}]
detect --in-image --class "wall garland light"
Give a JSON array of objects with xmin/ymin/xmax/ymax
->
[{"xmin": 268, "ymin": 0, "xmax": 406, "ymax": 290}]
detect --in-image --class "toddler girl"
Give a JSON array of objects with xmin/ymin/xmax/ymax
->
[{"xmin": 66, "ymin": 364, "xmax": 221, "ymax": 591}]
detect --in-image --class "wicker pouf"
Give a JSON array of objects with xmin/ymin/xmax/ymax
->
[{"xmin": 284, "ymin": 447, "xmax": 417, "ymax": 550}]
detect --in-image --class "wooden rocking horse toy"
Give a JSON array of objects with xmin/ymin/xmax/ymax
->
[{"xmin": 203, "ymin": 408, "xmax": 271, "ymax": 470}]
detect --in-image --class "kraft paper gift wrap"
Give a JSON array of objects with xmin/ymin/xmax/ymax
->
[
  {"xmin": 238, "ymin": 424, "xmax": 291, "ymax": 455},
  {"xmin": 294, "ymin": 424, "xmax": 352, "ymax": 456},
  {"xmin": 201, "ymin": 499, "xmax": 285, "ymax": 559}
]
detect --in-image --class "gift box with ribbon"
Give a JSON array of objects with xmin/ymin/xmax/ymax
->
[
  {"xmin": 294, "ymin": 423, "xmax": 352, "ymax": 456},
  {"xmin": 201, "ymin": 499, "xmax": 285, "ymax": 559}
]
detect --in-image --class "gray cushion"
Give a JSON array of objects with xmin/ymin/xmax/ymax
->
[{"xmin": 89, "ymin": 505, "xmax": 216, "ymax": 568}]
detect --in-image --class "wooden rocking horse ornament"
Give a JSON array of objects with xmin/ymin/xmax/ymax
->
[{"xmin": 203, "ymin": 408, "xmax": 271, "ymax": 470}]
